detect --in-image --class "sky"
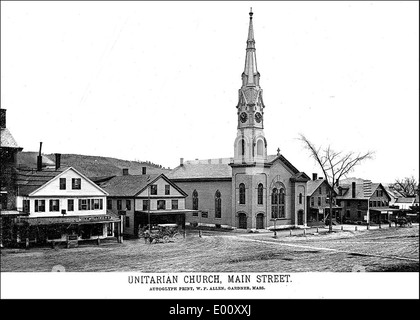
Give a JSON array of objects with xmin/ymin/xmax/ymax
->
[{"xmin": 1, "ymin": 1, "xmax": 419, "ymax": 183}]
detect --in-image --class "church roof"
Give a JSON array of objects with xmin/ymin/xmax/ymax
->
[
  {"xmin": 169, "ymin": 162, "xmax": 233, "ymax": 180},
  {"xmin": 168, "ymin": 154, "xmax": 307, "ymax": 181}
]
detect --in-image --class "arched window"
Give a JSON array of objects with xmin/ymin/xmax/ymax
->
[
  {"xmin": 257, "ymin": 139, "xmax": 264, "ymax": 156},
  {"xmin": 239, "ymin": 183, "xmax": 246, "ymax": 204},
  {"xmin": 271, "ymin": 188, "xmax": 286, "ymax": 218},
  {"xmin": 299, "ymin": 193, "xmax": 303, "ymax": 205},
  {"xmin": 257, "ymin": 183, "xmax": 264, "ymax": 205},
  {"xmin": 192, "ymin": 189, "xmax": 198, "ymax": 211},
  {"xmin": 215, "ymin": 190, "xmax": 221, "ymax": 218},
  {"xmin": 271, "ymin": 188, "xmax": 279, "ymax": 218},
  {"xmin": 279, "ymin": 189, "xmax": 285, "ymax": 218}
]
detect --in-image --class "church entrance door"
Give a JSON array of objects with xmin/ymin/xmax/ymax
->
[
  {"xmin": 238, "ymin": 213, "xmax": 247, "ymax": 229},
  {"xmin": 298, "ymin": 210, "xmax": 304, "ymax": 225},
  {"xmin": 256, "ymin": 213, "xmax": 264, "ymax": 229}
]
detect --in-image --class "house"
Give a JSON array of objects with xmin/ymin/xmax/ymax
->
[
  {"xmin": 0, "ymin": 108, "xmax": 23, "ymax": 246},
  {"xmin": 383, "ymin": 184, "xmax": 405, "ymax": 206},
  {"xmin": 94, "ymin": 169, "xmax": 196, "ymax": 237},
  {"xmin": 167, "ymin": 10, "xmax": 310, "ymax": 230},
  {"xmin": 306, "ymin": 173, "xmax": 339, "ymax": 226},
  {"xmin": 393, "ymin": 197, "xmax": 418, "ymax": 210},
  {"xmin": 13, "ymin": 160, "xmax": 122, "ymax": 248},
  {"xmin": 336, "ymin": 179, "xmax": 392, "ymax": 224}
]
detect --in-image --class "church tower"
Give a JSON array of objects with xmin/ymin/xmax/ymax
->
[
  {"xmin": 233, "ymin": 8, "xmax": 267, "ymax": 164},
  {"xmin": 230, "ymin": 9, "xmax": 271, "ymax": 230}
]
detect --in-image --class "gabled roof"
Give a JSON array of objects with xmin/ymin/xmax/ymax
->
[
  {"xmin": 169, "ymin": 163, "xmax": 232, "ymax": 180},
  {"xmin": 1, "ymin": 128, "xmax": 22, "ymax": 149},
  {"xmin": 168, "ymin": 154, "xmax": 305, "ymax": 181},
  {"xmin": 98, "ymin": 174, "xmax": 160, "ymax": 197},
  {"xmin": 267, "ymin": 154, "xmax": 300, "ymax": 175},
  {"xmin": 337, "ymin": 183, "xmax": 391, "ymax": 201},
  {"xmin": 395, "ymin": 197, "xmax": 416, "ymax": 204},
  {"xmin": 17, "ymin": 168, "xmax": 66, "ymax": 196},
  {"xmin": 98, "ymin": 174, "xmax": 188, "ymax": 197},
  {"xmin": 307, "ymin": 179, "xmax": 325, "ymax": 196},
  {"xmin": 17, "ymin": 166, "xmax": 108, "ymax": 196},
  {"xmin": 290, "ymin": 172, "xmax": 310, "ymax": 182}
]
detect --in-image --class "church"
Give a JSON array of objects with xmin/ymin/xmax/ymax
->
[{"xmin": 168, "ymin": 10, "xmax": 310, "ymax": 230}]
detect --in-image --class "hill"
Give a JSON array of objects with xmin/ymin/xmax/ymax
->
[{"xmin": 19, "ymin": 152, "xmax": 170, "ymax": 178}]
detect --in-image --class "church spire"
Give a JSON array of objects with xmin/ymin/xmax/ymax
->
[
  {"xmin": 243, "ymin": 8, "xmax": 259, "ymax": 87},
  {"xmin": 234, "ymin": 9, "xmax": 267, "ymax": 164}
]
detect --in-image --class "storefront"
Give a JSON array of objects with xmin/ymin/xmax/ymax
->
[{"xmin": 8, "ymin": 213, "xmax": 122, "ymax": 248}]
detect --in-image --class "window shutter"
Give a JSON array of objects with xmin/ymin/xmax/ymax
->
[
  {"xmin": 100, "ymin": 199, "xmax": 103, "ymax": 210},
  {"xmin": 78, "ymin": 199, "xmax": 81, "ymax": 210},
  {"xmin": 35, "ymin": 200, "xmax": 39, "ymax": 212}
]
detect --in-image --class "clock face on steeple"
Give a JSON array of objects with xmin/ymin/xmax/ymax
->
[
  {"xmin": 255, "ymin": 112, "xmax": 262, "ymax": 123},
  {"xmin": 240, "ymin": 112, "xmax": 248, "ymax": 123}
]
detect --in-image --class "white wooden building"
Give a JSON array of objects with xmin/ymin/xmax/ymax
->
[{"xmin": 15, "ymin": 166, "xmax": 122, "ymax": 247}]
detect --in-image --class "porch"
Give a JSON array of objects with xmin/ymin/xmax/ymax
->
[{"xmin": 3, "ymin": 213, "xmax": 122, "ymax": 248}]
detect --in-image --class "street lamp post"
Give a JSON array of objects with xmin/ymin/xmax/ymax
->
[
  {"xmin": 148, "ymin": 184, "xmax": 151, "ymax": 233},
  {"xmin": 270, "ymin": 218, "xmax": 278, "ymax": 238}
]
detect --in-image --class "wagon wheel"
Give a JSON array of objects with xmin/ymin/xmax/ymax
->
[
  {"xmin": 163, "ymin": 235, "xmax": 170, "ymax": 243},
  {"xmin": 172, "ymin": 232, "xmax": 180, "ymax": 242}
]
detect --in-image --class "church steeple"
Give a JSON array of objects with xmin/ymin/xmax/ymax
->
[
  {"xmin": 234, "ymin": 9, "xmax": 267, "ymax": 164},
  {"xmin": 242, "ymin": 8, "xmax": 259, "ymax": 87}
]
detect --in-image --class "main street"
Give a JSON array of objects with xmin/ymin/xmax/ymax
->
[{"xmin": 1, "ymin": 224, "xmax": 418, "ymax": 272}]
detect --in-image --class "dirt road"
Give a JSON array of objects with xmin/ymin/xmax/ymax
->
[{"xmin": 1, "ymin": 225, "xmax": 418, "ymax": 272}]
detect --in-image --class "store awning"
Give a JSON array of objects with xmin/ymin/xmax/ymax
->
[
  {"xmin": 0, "ymin": 210, "xmax": 29, "ymax": 217},
  {"xmin": 17, "ymin": 214, "xmax": 121, "ymax": 226}
]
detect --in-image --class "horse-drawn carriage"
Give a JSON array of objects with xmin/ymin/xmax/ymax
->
[{"xmin": 141, "ymin": 224, "xmax": 180, "ymax": 244}]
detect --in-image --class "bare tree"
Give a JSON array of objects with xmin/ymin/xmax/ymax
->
[
  {"xmin": 392, "ymin": 176, "xmax": 419, "ymax": 197},
  {"xmin": 299, "ymin": 134, "xmax": 374, "ymax": 232}
]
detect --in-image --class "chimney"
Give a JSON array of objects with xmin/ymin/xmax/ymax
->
[
  {"xmin": 312, "ymin": 173, "xmax": 318, "ymax": 181},
  {"xmin": 55, "ymin": 153, "xmax": 61, "ymax": 170},
  {"xmin": 37, "ymin": 142, "xmax": 43, "ymax": 171},
  {"xmin": 142, "ymin": 167, "xmax": 146, "ymax": 175},
  {"xmin": 122, "ymin": 168, "xmax": 129, "ymax": 176},
  {"xmin": 0, "ymin": 109, "xmax": 6, "ymax": 128},
  {"xmin": 352, "ymin": 182, "xmax": 356, "ymax": 198},
  {"xmin": 180, "ymin": 158, "xmax": 184, "ymax": 167}
]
